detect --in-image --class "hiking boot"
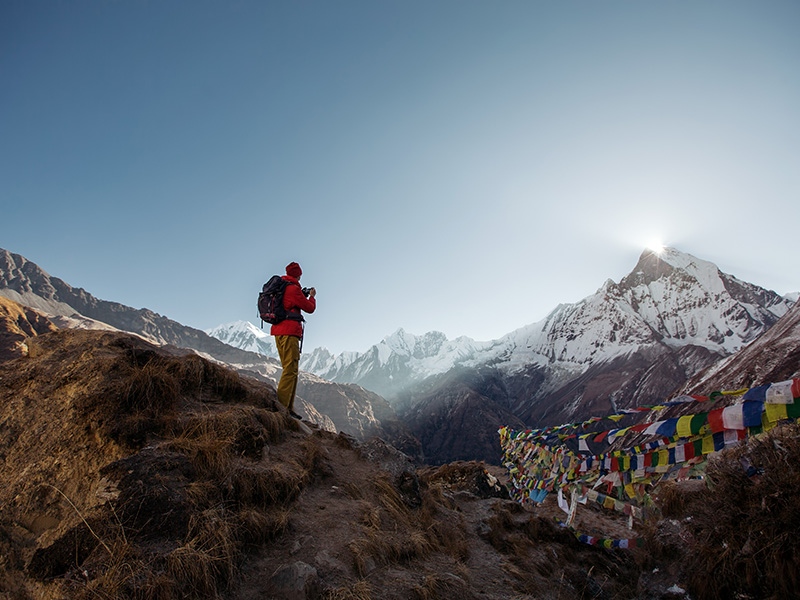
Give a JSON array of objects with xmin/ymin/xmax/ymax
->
[{"xmin": 290, "ymin": 410, "xmax": 303, "ymax": 420}]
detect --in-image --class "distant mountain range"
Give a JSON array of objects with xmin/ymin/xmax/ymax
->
[
  {"xmin": 0, "ymin": 248, "xmax": 418, "ymax": 456},
  {"xmin": 206, "ymin": 320, "xmax": 279, "ymax": 359},
  {"xmin": 210, "ymin": 247, "xmax": 796, "ymax": 463}
]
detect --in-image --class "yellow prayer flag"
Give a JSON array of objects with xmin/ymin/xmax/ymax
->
[
  {"xmin": 766, "ymin": 403, "xmax": 789, "ymax": 423},
  {"xmin": 723, "ymin": 388, "xmax": 749, "ymax": 396},
  {"xmin": 676, "ymin": 415, "xmax": 694, "ymax": 438}
]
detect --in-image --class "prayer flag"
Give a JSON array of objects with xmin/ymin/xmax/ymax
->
[
  {"xmin": 670, "ymin": 395, "xmax": 697, "ymax": 404},
  {"xmin": 766, "ymin": 402, "xmax": 789, "ymax": 423},
  {"xmin": 722, "ymin": 405, "xmax": 745, "ymax": 430},
  {"xmin": 684, "ymin": 441, "xmax": 696, "ymax": 461},
  {"xmin": 743, "ymin": 385, "xmax": 770, "ymax": 402},
  {"xmin": 676, "ymin": 415, "xmax": 694, "ymax": 438},
  {"xmin": 742, "ymin": 402, "xmax": 764, "ymax": 427},
  {"xmin": 644, "ymin": 421, "xmax": 664, "ymax": 436},
  {"xmin": 788, "ymin": 402, "xmax": 800, "ymax": 419},
  {"xmin": 707, "ymin": 408, "xmax": 725, "ymax": 433},
  {"xmin": 766, "ymin": 380, "xmax": 795, "ymax": 404},
  {"xmin": 656, "ymin": 418, "xmax": 679, "ymax": 437}
]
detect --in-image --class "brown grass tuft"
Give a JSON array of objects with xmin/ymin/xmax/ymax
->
[
  {"xmin": 322, "ymin": 580, "xmax": 373, "ymax": 600},
  {"xmin": 411, "ymin": 572, "xmax": 475, "ymax": 600},
  {"xmin": 341, "ymin": 481, "xmax": 366, "ymax": 500},
  {"xmin": 681, "ymin": 424, "xmax": 800, "ymax": 600},
  {"xmin": 122, "ymin": 362, "xmax": 181, "ymax": 414},
  {"xmin": 225, "ymin": 461, "xmax": 306, "ymax": 507},
  {"xmin": 165, "ymin": 406, "xmax": 291, "ymax": 480},
  {"xmin": 165, "ymin": 509, "xmax": 238, "ymax": 596},
  {"xmin": 234, "ymin": 507, "xmax": 290, "ymax": 547},
  {"xmin": 347, "ymin": 474, "xmax": 470, "ymax": 576},
  {"xmin": 166, "ymin": 418, "xmax": 235, "ymax": 479}
]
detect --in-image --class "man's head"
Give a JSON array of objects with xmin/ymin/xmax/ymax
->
[{"xmin": 286, "ymin": 262, "xmax": 303, "ymax": 279}]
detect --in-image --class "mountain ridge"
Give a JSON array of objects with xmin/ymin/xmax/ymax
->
[
  {"xmin": 0, "ymin": 249, "xmax": 418, "ymax": 453},
  {"xmin": 283, "ymin": 247, "xmax": 793, "ymax": 401}
]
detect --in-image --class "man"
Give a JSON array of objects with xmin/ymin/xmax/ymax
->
[{"xmin": 271, "ymin": 261, "xmax": 316, "ymax": 419}]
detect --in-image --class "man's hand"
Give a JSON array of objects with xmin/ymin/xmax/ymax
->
[{"xmin": 308, "ymin": 287, "xmax": 317, "ymax": 298}]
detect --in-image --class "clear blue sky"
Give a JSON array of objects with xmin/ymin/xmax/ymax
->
[{"xmin": 2, "ymin": 1, "xmax": 799, "ymax": 353}]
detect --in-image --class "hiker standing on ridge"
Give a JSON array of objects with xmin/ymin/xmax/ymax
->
[{"xmin": 271, "ymin": 262, "xmax": 316, "ymax": 419}]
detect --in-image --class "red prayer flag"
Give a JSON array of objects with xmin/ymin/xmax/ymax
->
[{"xmin": 707, "ymin": 408, "xmax": 725, "ymax": 433}]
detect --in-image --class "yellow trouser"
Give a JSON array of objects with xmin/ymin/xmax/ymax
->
[{"xmin": 275, "ymin": 335, "xmax": 301, "ymax": 410}]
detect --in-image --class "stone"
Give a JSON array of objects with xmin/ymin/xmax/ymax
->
[{"xmin": 268, "ymin": 561, "xmax": 321, "ymax": 600}]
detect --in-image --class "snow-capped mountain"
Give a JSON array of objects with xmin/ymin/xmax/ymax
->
[
  {"xmin": 205, "ymin": 320, "xmax": 278, "ymax": 359},
  {"xmin": 681, "ymin": 297, "xmax": 800, "ymax": 395},
  {"xmin": 300, "ymin": 329, "xmax": 500, "ymax": 399},
  {"xmin": 302, "ymin": 247, "xmax": 794, "ymax": 402},
  {"xmin": 205, "ymin": 247, "xmax": 796, "ymax": 464}
]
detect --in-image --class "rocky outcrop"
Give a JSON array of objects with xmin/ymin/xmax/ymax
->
[
  {"xmin": 0, "ymin": 297, "xmax": 57, "ymax": 361},
  {"xmin": 681, "ymin": 300, "xmax": 800, "ymax": 394},
  {"xmin": 398, "ymin": 368, "xmax": 527, "ymax": 465},
  {"xmin": 297, "ymin": 374, "xmax": 422, "ymax": 461},
  {"xmin": 0, "ymin": 248, "xmax": 277, "ymax": 375}
]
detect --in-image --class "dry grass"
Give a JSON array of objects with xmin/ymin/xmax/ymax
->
[
  {"xmin": 166, "ymin": 420, "xmax": 235, "ymax": 479},
  {"xmin": 97, "ymin": 339, "xmax": 282, "ymax": 447},
  {"xmin": 482, "ymin": 501, "xmax": 571, "ymax": 558},
  {"xmin": 165, "ymin": 509, "xmax": 238, "ymax": 597},
  {"xmin": 1, "ymin": 330, "xmax": 301, "ymax": 600},
  {"xmin": 165, "ymin": 407, "xmax": 291, "ymax": 479},
  {"xmin": 347, "ymin": 474, "xmax": 470, "ymax": 577},
  {"xmin": 122, "ymin": 361, "xmax": 181, "ymax": 413},
  {"xmin": 652, "ymin": 481, "xmax": 688, "ymax": 518},
  {"xmin": 234, "ymin": 507, "xmax": 290, "ymax": 547},
  {"xmin": 168, "ymin": 354, "xmax": 250, "ymax": 402},
  {"xmin": 225, "ymin": 461, "xmax": 306, "ymax": 507},
  {"xmin": 321, "ymin": 580, "xmax": 373, "ymax": 600},
  {"xmin": 341, "ymin": 481, "xmax": 366, "ymax": 500},
  {"xmin": 411, "ymin": 572, "xmax": 474, "ymax": 600},
  {"xmin": 680, "ymin": 424, "xmax": 800, "ymax": 600}
]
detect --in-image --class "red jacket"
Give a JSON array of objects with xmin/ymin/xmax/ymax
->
[{"xmin": 270, "ymin": 275, "xmax": 316, "ymax": 338}]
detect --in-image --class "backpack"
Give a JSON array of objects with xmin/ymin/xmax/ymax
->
[{"xmin": 257, "ymin": 275, "xmax": 303, "ymax": 326}]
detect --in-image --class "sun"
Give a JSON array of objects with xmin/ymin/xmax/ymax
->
[{"xmin": 646, "ymin": 240, "xmax": 666, "ymax": 255}]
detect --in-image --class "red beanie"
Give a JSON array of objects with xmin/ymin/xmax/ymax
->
[{"xmin": 285, "ymin": 262, "xmax": 302, "ymax": 278}]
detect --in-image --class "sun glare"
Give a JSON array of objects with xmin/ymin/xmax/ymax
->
[{"xmin": 646, "ymin": 240, "xmax": 665, "ymax": 255}]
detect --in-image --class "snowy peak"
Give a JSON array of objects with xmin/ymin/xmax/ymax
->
[
  {"xmin": 378, "ymin": 329, "xmax": 449, "ymax": 362},
  {"xmin": 621, "ymin": 247, "xmax": 723, "ymax": 291},
  {"xmin": 205, "ymin": 320, "xmax": 278, "ymax": 358},
  {"xmin": 293, "ymin": 247, "xmax": 794, "ymax": 398},
  {"xmin": 612, "ymin": 247, "xmax": 791, "ymax": 353},
  {"xmin": 205, "ymin": 248, "xmax": 794, "ymax": 406}
]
